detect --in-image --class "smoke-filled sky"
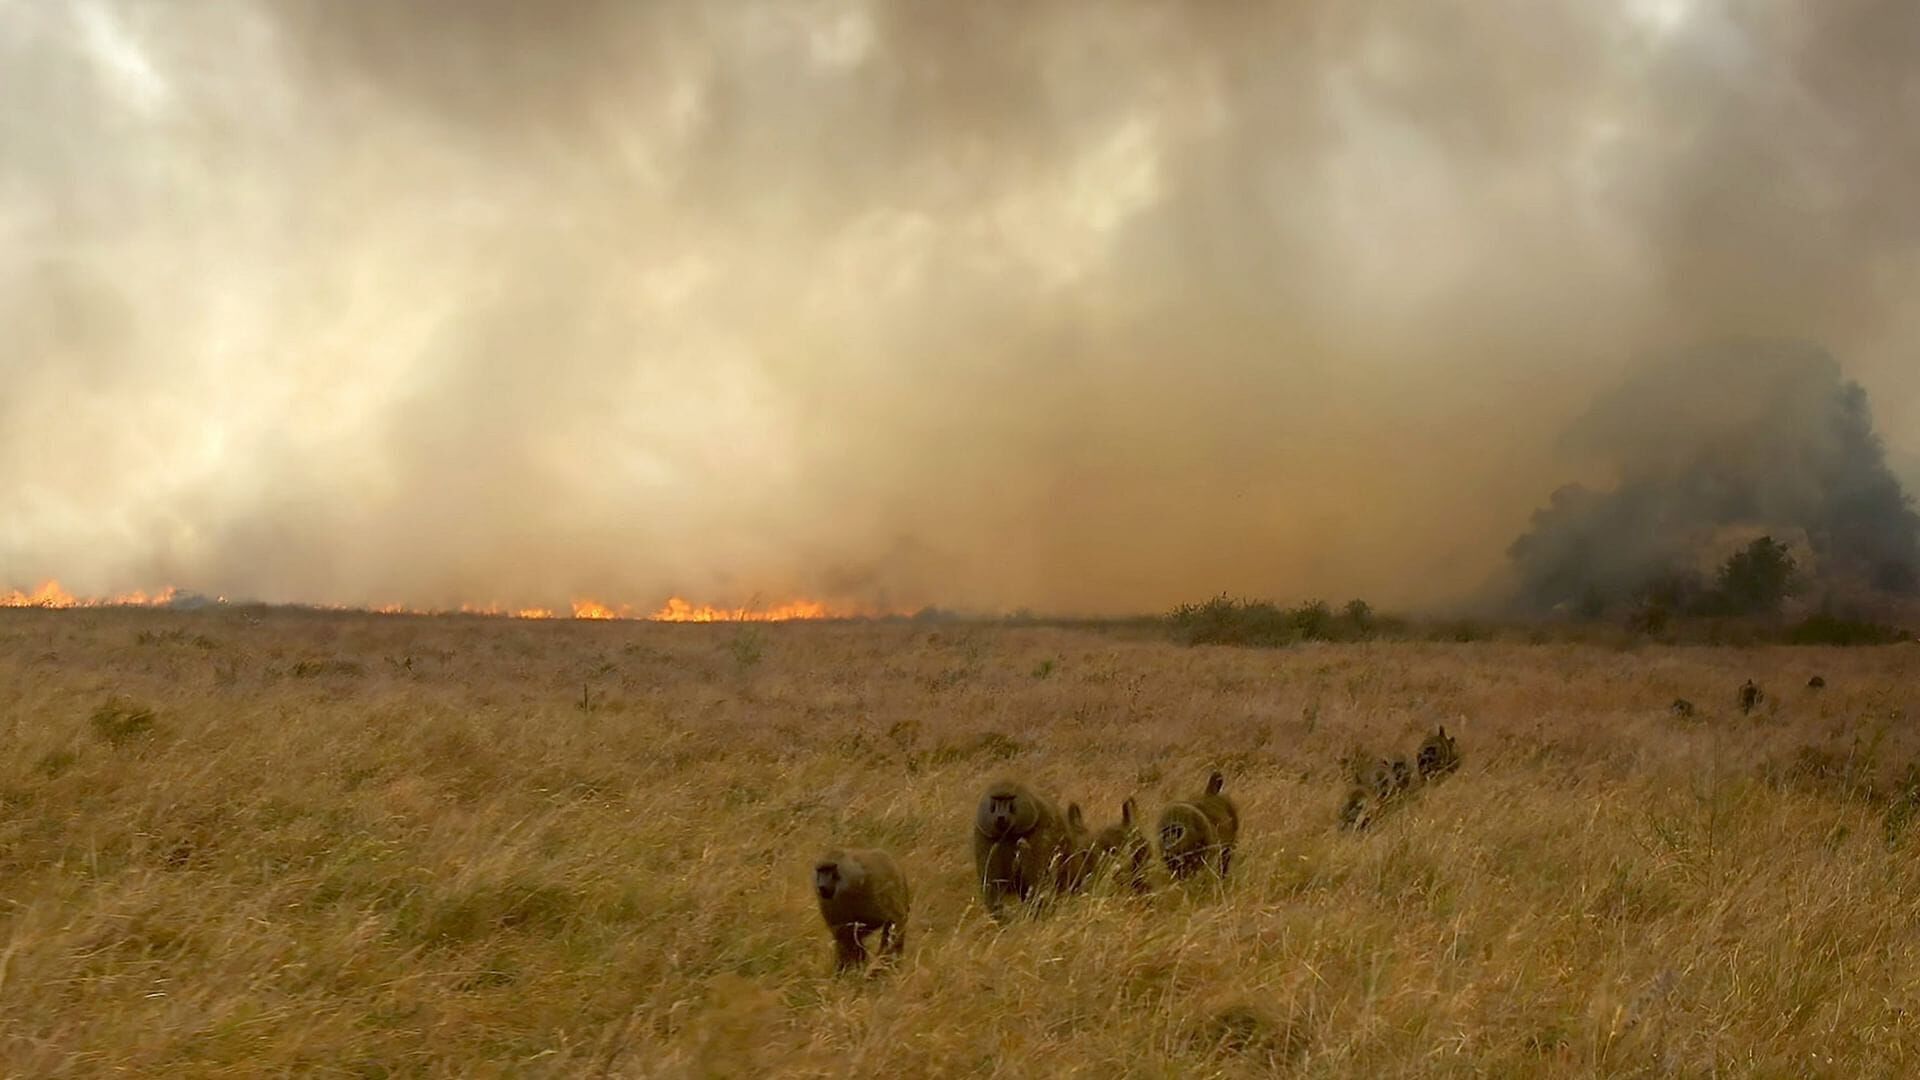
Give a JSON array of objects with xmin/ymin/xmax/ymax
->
[{"xmin": 4, "ymin": 1, "xmax": 1919, "ymax": 614}]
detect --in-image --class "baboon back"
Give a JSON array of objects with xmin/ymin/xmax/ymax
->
[
  {"xmin": 1416, "ymin": 726, "xmax": 1460, "ymax": 782},
  {"xmin": 1079, "ymin": 798, "xmax": 1152, "ymax": 893}
]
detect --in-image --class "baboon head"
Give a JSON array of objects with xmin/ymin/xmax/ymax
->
[
  {"xmin": 814, "ymin": 853, "xmax": 863, "ymax": 901},
  {"xmin": 976, "ymin": 780, "xmax": 1041, "ymax": 842},
  {"xmin": 1416, "ymin": 726, "xmax": 1460, "ymax": 781}
]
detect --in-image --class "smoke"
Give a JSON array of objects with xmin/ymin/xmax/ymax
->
[
  {"xmin": 1505, "ymin": 340, "xmax": 1920, "ymax": 612},
  {"xmin": 4, "ymin": 1, "xmax": 1920, "ymax": 613}
]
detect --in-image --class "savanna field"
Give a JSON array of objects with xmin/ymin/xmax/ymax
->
[{"xmin": 4, "ymin": 610, "xmax": 1920, "ymax": 1078}]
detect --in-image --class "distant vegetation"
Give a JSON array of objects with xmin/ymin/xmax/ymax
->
[
  {"xmin": 1165, "ymin": 557, "xmax": 1911, "ymax": 649},
  {"xmin": 1166, "ymin": 596, "xmax": 1400, "ymax": 647}
]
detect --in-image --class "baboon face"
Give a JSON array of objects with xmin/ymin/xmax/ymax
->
[
  {"xmin": 814, "ymin": 862, "xmax": 840, "ymax": 900},
  {"xmin": 977, "ymin": 782, "xmax": 1040, "ymax": 840},
  {"xmin": 814, "ymin": 858, "xmax": 860, "ymax": 901}
]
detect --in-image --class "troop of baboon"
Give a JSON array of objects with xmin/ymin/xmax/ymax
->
[
  {"xmin": 816, "ymin": 729, "xmax": 1443, "ymax": 973},
  {"xmin": 815, "ymin": 675, "xmax": 1829, "ymax": 971},
  {"xmin": 1338, "ymin": 726, "xmax": 1459, "ymax": 831}
]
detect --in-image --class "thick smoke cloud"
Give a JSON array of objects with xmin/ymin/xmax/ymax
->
[
  {"xmin": 3, "ymin": 1, "xmax": 1919, "ymax": 614},
  {"xmin": 1505, "ymin": 340, "xmax": 1920, "ymax": 613}
]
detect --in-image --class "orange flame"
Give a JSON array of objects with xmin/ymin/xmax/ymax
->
[
  {"xmin": 1, "ymin": 580, "xmax": 180, "ymax": 609},
  {"xmin": 646, "ymin": 596, "xmax": 845, "ymax": 622},
  {"xmin": 3, "ymin": 580, "xmax": 886, "ymax": 622}
]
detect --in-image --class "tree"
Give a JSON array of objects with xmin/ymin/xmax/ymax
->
[{"xmin": 1717, "ymin": 536, "xmax": 1799, "ymax": 615}]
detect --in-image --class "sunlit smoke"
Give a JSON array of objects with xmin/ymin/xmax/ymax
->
[{"xmin": 4, "ymin": 2, "xmax": 1918, "ymax": 615}]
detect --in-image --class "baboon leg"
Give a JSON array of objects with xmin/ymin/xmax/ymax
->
[{"xmin": 832, "ymin": 926, "xmax": 866, "ymax": 973}]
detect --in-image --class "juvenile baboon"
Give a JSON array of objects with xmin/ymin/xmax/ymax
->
[
  {"xmin": 1073, "ymin": 797, "xmax": 1154, "ymax": 893},
  {"xmin": 1807, "ymin": 675, "xmax": 1827, "ymax": 690},
  {"xmin": 1416, "ymin": 726, "xmax": 1461, "ymax": 782},
  {"xmin": 1739, "ymin": 679, "xmax": 1764, "ymax": 714},
  {"xmin": 973, "ymin": 779, "xmax": 1078, "ymax": 917},
  {"xmin": 1338, "ymin": 757, "xmax": 1405, "ymax": 831},
  {"xmin": 1159, "ymin": 772, "xmax": 1240, "ymax": 880},
  {"xmin": 1337, "ymin": 777, "xmax": 1375, "ymax": 831},
  {"xmin": 1670, "ymin": 698, "xmax": 1696, "ymax": 718},
  {"xmin": 1058, "ymin": 801, "xmax": 1095, "ymax": 893},
  {"xmin": 814, "ymin": 849, "xmax": 909, "ymax": 973},
  {"xmin": 1389, "ymin": 755, "xmax": 1415, "ymax": 793}
]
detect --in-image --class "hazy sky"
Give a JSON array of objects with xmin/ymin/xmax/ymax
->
[{"xmin": 3, "ymin": 1, "xmax": 1917, "ymax": 614}]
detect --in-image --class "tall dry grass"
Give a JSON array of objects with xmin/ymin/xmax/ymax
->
[{"xmin": 2, "ymin": 609, "xmax": 1918, "ymax": 1077}]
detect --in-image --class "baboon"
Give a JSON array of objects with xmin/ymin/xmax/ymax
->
[
  {"xmin": 1807, "ymin": 675, "xmax": 1827, "ymax": 690},
  {"xmin": 1338, "ymin": 756, "xmax": 1408, "ymax": 831},
  {"xmin": 973, "ymin": 779, "xmax": 1078, "ymax": 917},
  {"xmin": 1416, "ymin": 726, "xmax": 1460, "ymax": 782},
  {"xmin": 1072, "ymin": 797, "xmax": 1154, "ymax": 893},
  {"xmin": 1389, "ymin": 755, "xmax": 1414, "ymax": 793},
  {"xmin": 1670, "ymin": 698, "xmax": 1696, "ymax": 718},
  {"xmin": 1337, "ymin": 777, "xmax": 1375, "ymax": 830},
  {"xmin": 1159, "ymin": 772, "xmax": 1240, "ymax": 880},
  {"xmin": 814, "ymin": 849, "xmax": 909, "ymax": 973},
  {"xmin": 1739, "ymin": 679, "xmax": 1764, "ymax": 714},
  {"xmin": 1058, "ymin": 801, "xmax": 1095, "ymax": 893}
]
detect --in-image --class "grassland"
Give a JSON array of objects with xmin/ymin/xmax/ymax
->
[{"xmin": 2, "ymin": 609, "xmax": 1919, "ymax": 1077}]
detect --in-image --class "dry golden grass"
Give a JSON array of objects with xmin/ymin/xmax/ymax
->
[{"xmin": 3, "ymin": 610, "xmax": 1920, "ymax": 1077}]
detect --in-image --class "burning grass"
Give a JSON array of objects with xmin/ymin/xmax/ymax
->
[
  {"xmin": 0, "ymin": 580, "xmax": 898, "ymax": 624},
  {"xmin": 1, "ymin": 609, "xmax": 1918, "ymax": 1075}
]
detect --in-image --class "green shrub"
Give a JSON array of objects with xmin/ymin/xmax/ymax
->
[{"xmin": 1717, "ymin": 536, "xmax": 1799, "ymax": 615}]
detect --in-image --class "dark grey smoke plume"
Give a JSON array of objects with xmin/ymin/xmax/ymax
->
[
  {"xmin": 4, "ymin": 2, "xmax": 1920, "ymax": 614},
  {"xmin": 1507, "ymin": 340, "xmax": 1920, "ymax": 613}
]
